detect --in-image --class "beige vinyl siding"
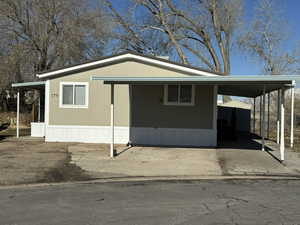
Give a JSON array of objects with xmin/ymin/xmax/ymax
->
[
  {"xmin": 131, "ymin": 85, "xmax": 214, "ymax": 129},
  {"xmin": 88, "ymin": 60, "xmax": 195, "ymax": 77},
  {"xmin": 48, "ymin": 61, "xmax": 192, "ymax": 126}
]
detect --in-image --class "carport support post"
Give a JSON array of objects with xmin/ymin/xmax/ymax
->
[
  {"xmin": 267, "ymin": 93, "xmax": 270, "ymax": 139},
  {"xmin": 253, "ymin": 97, "xmax": 256, "ymax": 134},
  {"xmin": 260, "ymin": 95, "xmax": 262, "ymax": 136},
  {"xmin": 262, "ymin": 86, "xmax": 266, "ymax": 151},
  {"xmin": 16, "ymin": 91, "xmax": 20, "ymax": 138},
  {"xmin": 290, "ymin": 86, "xmax": 295, "ymax": 148},
  {"xmin": 277, "ymin": 90, "xmax": 281, "ymax": 144},
  {"xmin": 38, "ymin": 93, "xmax": 41, "ymax": 122},
  {"xmin": 110, "ymin": 84, "xmax": 115, "ymax": 158},
  {"xmin": 280, "ymin": 88, "xmax": 285, "ymax": 161}
]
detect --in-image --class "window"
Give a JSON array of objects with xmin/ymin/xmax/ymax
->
[
  {"xmin": 60, "ymin": 82, "xmax": 88, "ymax": 108},
  {"xmin": 164, "ymin": 85, "xmax": 195, "ymax": 106}
]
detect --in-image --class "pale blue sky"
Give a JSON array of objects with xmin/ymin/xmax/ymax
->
[{"xmin": 232, "ymin": 0, "xmax": 300, "ymax": 75}]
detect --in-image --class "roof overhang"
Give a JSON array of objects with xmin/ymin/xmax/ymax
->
[
  {"xmin": 36, "ymin": 52, "xmax": 220, "ymax": 79},
  {"xmin": 11, "ymin": 81, "xmax": 45, "ymax": 89},
  {"xmin": 92, "ymin": 75, "xmax": 298, "ymax": 98}
]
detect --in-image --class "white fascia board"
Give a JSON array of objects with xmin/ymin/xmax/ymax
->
[
  {"xmin": 12, "ymin": 81, "xmax": 46, "ymax": 88},
  {"xmin": 36, "ymin": 53, "xmax": 218, "ymax": 79}
]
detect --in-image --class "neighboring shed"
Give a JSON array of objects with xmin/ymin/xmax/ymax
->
[
  {"xmin": 220, "ymin": 100, "xmax": 252, "ymax": 110},
  {"xmin": 219, "ymin": 100, "xmax": 251, "ymax": 131}
]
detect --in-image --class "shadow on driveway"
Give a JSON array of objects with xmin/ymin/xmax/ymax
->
[{"xmin": 217, "ymin": 133, "xmax": 293, "ymax": 176}]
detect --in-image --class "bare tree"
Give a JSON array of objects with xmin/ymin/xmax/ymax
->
[
  {"xmin": 101, "ymin": 0, "xmax": 168, "ymax": 55},
  {"xmin": 0, "ymin": 0, "xmax": 112, "ymax": 77},
  {"xmin": 0, "ymin": 0, "xmax": 113, "ymax": 111},
  {"xmin": 101, "ymin": 0, "xmax": 243, "ymax": 75},
  {"xmin": 238, "ymin": 0, "xmax": 300, "ymax": 75},
  {"xmin": 239, "ymin": 0, "xmax": 300, "ymax": 139}
]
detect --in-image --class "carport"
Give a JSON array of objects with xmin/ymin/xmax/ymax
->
[
  {"xmin": 92, "ymin": 75, "xmax": 298, "ymax": 160},
  {"xmin": 11, "ymin": 81, "xmax": 46, "ymax": 138}
]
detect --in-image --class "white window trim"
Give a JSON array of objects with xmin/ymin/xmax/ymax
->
[
  {"xmin": 164, "ymin": 84, "xmax": 195, "ymax": 106},
  {"xmin": 59, "ymin": 82, "xmax": 89, "ymax": 108}
]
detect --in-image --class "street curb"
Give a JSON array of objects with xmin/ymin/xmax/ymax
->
[{"xmin": 0, "ymin": 175, "xmax": 300, "ymax": 190}]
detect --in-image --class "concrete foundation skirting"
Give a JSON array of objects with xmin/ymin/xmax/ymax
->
[
  {"xmin": 130, "ymin": 127, "xmax": 217, "ymax": 147},
  {"xmin": 31, "ymin": 122, "xmax": 45, "ymax": 137},
  {"xmin": 45, "ymin": 125, "xmax": 217, "ymax": 146},
  {"xmin": 45, "ymin": 125, "xmax": 129, "ymax": 144}
]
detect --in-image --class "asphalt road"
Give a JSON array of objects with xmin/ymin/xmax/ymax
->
[{"xmin": 0, "ymin": 180, "xmax": 300, "ymax": 225}]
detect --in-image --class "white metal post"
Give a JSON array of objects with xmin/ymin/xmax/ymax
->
[
  {"xmin": 267, "ymin": 93, "xmax": 270, "ymax": 139},
  {"xmin": 213, "ymin": 85, "xmax": 218, "ymax": 131},
  {"xmin": 110, "ymin": 84, "xmax": 115, "ymax": 158},
  {"xmin": 290, "ymin": 87, "xmax": 295, "ymax": 148},
  {"xmin": 277, "ymin": 90, "xmax": 281, "ymax": 144},
  {"xmin": 253, "ymin": 97, "xmax": 256, "ymax": 134},
  {"xmin": 213, "ymin": 85, "xmax": 218, "ymax": 146},
  {"xmin": 16, "ymin": 91, "xmax": 20, "ymax": 138},
  {"xmin": 45, "ymin": 80, "xmax": 50, "ymax": 137},
  {"xmin": 129, "ymin": 84, "xmax": 133, "ymax": 146},
  {"xmin": 260, "ymin": 95, "xmax": 262, "ymax": 136},
  {"xmin": 38, "ymin": 93, "xmax": 41, "ymax": 123},
  {"xmin": 280, "ymin": 88, "xmax": 285, "ymax": 161},
  {"xmin": 262, "ymin": 86, "xmax": 266, "ymax": 151}
]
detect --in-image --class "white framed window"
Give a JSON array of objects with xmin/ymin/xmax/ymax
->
[
  {"xmin": 164, "ymin": 84, "xmax": 195, "ymax": 106},
  {"xmin": 59, "ymin": 82, "xmax": 89, "ymax": 108}
]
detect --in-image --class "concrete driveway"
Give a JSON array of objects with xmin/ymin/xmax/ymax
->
[
  {"xmin": 217, "ymin": 149, "xmax": 292, "ymax": 175},
  {"xmin": 217, "ymin": 135, "xmax": 295, "ymax": 176},
  {"xmin": 0, "ymin": 134, "xmax": 296, "ymax": 186},
  {"xmin": 69, "ymin": 141, "xmax": 295, "ymax": 179},
  {"xmin": 69, "ymin": 145, "xmax": 223, "ymax": 178}
]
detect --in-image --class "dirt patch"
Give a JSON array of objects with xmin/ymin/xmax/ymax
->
[
  {"xmin": 293, "ymin": 142, "xmax": 300, "ymax": 153},
  {"xmin": 0, "ymin": 139, "xmax": 90, "ymax": 186},
  {"xmin": 40, "ymin": 152, "xmax": 90, "ymax": 183},
  {"xmin": 0, "ymin": 128, "xmax": 30, "ymax": 141}
]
